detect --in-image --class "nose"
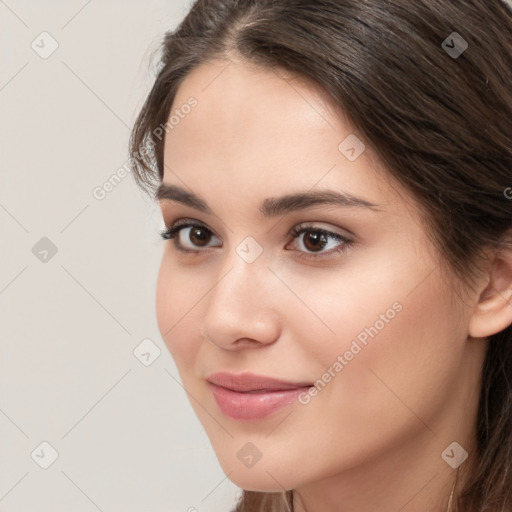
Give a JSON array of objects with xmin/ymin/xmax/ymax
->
[{"xmin": 200, "ymin": 249, "xmax": 282, "ymax": 350}]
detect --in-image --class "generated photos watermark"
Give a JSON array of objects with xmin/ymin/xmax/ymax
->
[
  {"xmin": 298, "ymin": 300, "xmax": 403, "ymax": 404},
  {"xmin": 92, "ymin": 97, "xmax": 198, "ymax": 201}
]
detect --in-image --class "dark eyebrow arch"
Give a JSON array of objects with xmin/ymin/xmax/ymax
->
[{"xmin": 155, "ymin": 183, "xmax": 382, "ymax": 217}]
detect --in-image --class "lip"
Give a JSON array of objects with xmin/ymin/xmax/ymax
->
[
  {"xmin": 206, "ymin": 371, "xmax": 313, "ymax": 392},
  {"xmin": 206, "ymin": 372, "xmax": 313, "ymax": 421}
]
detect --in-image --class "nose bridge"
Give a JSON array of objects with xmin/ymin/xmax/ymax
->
[
  {"xmin": 216, "ymin": 231, "xmax": 270, "ymax": 294},
  {"xmin": 211, "ymin": 241, "xmax": 269, "ymax": 312},
  {"xmin": 201, "ymin": 240, "xmax": 281, "ymax": 347}
]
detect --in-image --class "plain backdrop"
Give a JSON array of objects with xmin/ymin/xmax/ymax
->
[{"xmin": 1, "ymin": 1, "xmax": 512, "ymax": 511}]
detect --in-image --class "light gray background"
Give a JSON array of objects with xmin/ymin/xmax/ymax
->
[
  {"xmin": 0, "ymin": 1, "xmax": 240, "ymax": 511},
  {"xmin": 2, "ymin": 1, "xmax": 512, "ymax": 512}
]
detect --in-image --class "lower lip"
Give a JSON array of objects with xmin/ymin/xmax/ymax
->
[{"xmin": 208, "ymin": 382, "xmax": 312, "ymax": 421}]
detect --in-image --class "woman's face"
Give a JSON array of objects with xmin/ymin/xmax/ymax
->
[{"xmin": 156, "ymin": 58, "xmax": 483, "ymax": 493}]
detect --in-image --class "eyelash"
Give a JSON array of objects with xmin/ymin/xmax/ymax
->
[{"xmin": 160, "ymin": 219, "xmax": 353, "ymax": 261}]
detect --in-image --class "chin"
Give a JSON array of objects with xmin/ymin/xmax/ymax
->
[
  {"xmin": 227, "ymin": 471, "xmax": 294, "ymax": 493},
  {"xmin": 214, "ymin": 453, "xmax": 298, "ymax": 491}
]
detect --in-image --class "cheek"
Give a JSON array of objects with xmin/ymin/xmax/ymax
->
[
  {"xmin": 280, "ymin": 257, "xmax": 408, "ymax": 368},
  {"xmin": 155, "ymin": 256, "xmax": 202, "ymax": 365},
  {"xmin": 290, "ymin": 249, "xmax": 463, "ymax": 417},
  {"xmin": 313, "ymin": 267, "xmax": 463, "ymax": 437}
]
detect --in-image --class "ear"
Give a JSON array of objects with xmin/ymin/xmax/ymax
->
[{"xmin": 468, "ymin": 239, "xmax": 512, "ymax": 339}]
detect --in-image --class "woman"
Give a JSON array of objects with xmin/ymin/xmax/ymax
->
[{"xmin": 128, "ymin": 1, "xmax": 512, "ymax": 510}]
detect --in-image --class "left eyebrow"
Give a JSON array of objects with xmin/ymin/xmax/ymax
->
[{"xmin": 155, "ymin": 183, "xmax": 382, "ymax": 217}]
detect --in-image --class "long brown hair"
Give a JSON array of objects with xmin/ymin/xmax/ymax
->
[{"xmin": 128, "ymin": 1, "xmax": 512, "ymax": 510}]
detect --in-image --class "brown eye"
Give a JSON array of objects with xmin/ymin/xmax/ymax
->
[
  {"xmin": 287, "ymin": 224, "xmax": 353, "ymax": 260},
  {"xmin": 161, "ymin": 222, "xmax": 222, "ymax": 251},
  {"xmin": 302, "ymin": 230, "xmax": 328, "ymax": 252},
  {"xmin": 188, "ymin": 226, "xmax": 212, "ymax": 247}
]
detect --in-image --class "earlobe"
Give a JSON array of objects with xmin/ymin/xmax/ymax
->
[{"xmin": 468, "ymin": 246, "xmax": 512, "ymax": 339}]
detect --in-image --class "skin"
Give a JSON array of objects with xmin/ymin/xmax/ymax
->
[{"xmin": 155, "ymin": 57, "xmax": 512, "ymax": 512}]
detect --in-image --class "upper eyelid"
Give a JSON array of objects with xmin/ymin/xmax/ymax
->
[{"xmin": 166, "ymin": 219, "xmax": 351, "ymax": 243}]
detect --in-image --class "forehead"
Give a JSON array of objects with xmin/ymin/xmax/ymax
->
[
  {"xmin": 163, "ymin": 58, "xmax": 407, "ymax": 214},
  {"xmin": 168, "ymin": 58, "xmax": 345, "ymax": 149}
]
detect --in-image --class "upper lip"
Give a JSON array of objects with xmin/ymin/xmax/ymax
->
[{"xmin": 206, "ymin": 372, "xmax": 313, "ymax": 392}]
